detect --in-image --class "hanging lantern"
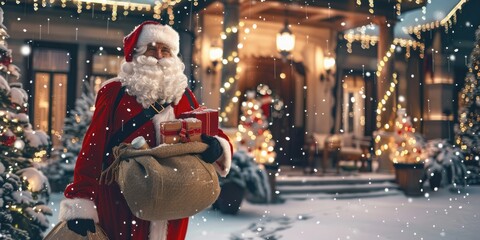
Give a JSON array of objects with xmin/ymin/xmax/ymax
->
[{"xmin": 276, "ymin": 20, "xmax": 295, "ymax": 60}]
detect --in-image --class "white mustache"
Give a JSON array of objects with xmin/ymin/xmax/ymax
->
[{"xmin": 136, "ymin": 55, "xmax": 176, "ymax": 68}]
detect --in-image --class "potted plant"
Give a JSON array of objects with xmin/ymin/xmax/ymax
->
[
  {"xmin": 213, "ymin": 151, "xmax": 271, "ymax": 214},
  {"xmin": 421, "ymin": 139, "xmax": 467, "ymax": 191},
  {"xmin": 389, "ymin": 109, "xmax": 426, "ymax": 196}
]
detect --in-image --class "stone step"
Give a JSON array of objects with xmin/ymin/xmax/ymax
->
[
  {"xmin": 276, "ymin": 174, "xmax": 396, "ymax": 186},
  {"xmin": 277, "ymin": 181, "xmax": 399, "ymax": 195},
  {"xmin": 280, "ymin": 188, "xmax": 403, "ymax": 200}
]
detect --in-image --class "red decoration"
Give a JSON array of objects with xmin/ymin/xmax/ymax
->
[
  {"xmin": 1, "ymin": 133, "xmax": 16, "ymax": 147},
  {"xmin": 0, "ymin": 55, "xmax": 11, "ymax": 67},
  {"xmin": 180, "ymin": 107, "xmax": 219, "ymax": 136}
]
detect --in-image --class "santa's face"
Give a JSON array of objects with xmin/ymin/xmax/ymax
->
[
  {"xmin": 118, "ymin": 44, "xmax": 188, "ymax": 108},
  {"xmin": 143, "ymin": 42, "xmax": 173, "ymax": 60}
]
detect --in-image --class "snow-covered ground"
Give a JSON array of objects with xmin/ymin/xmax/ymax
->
[{"xmin": 47, "ymin": 186, "xmax": 480, "ymax": 240}]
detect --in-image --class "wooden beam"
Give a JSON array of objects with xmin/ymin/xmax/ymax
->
[
  {"xmin": 240, "ymin": 1, "xmax": 280, "ymax": 16},
  {"xmin": 303, "ymin": 14, "xmax": 335, "ymax": 23}
]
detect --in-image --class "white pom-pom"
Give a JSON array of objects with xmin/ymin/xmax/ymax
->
[{"xmin": 121, "ymin": 62, "xmax": 134, "ymax": 75}]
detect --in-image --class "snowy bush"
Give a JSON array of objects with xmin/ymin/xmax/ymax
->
[
  {"xmin": 421, "ymin": 139, "xmax": 467, "ymax": 190},
  {"xmin": 221, "ymin": 151, "xmax": 271, "ymax": 203}
]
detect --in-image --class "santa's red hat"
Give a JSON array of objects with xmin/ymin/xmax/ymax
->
[{"xmin": 123, "ymin": 21, "xmax": 180, "ymax": 62}]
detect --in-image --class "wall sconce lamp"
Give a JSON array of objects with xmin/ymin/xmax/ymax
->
[{"xmin": 207, "ymin": 46, "xmax": 223, "ymax": 74}]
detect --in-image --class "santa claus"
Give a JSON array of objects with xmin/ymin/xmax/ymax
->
[{"xmin": 59, "ymin": 21, "xmax": 232, "ymax": 240}]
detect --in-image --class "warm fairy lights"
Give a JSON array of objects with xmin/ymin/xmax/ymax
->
[
  {"xmin": 455, "ymin": 33, "xmax": 480, "ymax": 161},
  {"xmin": 403, "ymin": 0, "xmax": 469, "ymax": 39},
  {"xmin": 356, "ymin": 0, "xmax": 424, "ymax": 15},
  {"xmin": 218, "ymin": 22, "xmax": 259, "ymax": 123},
  {"xmin": 344, "ymin": 33, "xmax": 425, "ymax": 58},
  {"xmin": 10, "ymin": 0, "xmax": 187, "ymax": 23},
  {"xmin": 376, "ymin": 72, "xmax": 399, "ymax": 129},
  {"xmin": 376, "ymin": 44, "xmax": 396, "ymax": 77}
]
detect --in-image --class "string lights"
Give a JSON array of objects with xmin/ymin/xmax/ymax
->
[
  {"xmin": 12, "ymin": 0, "xmax": 186, "ymax": 23},
  {"xmin": 376, "ymin": 72, "xmax": 399, "ymax": 129},
  {"xmin": 218, "ymin": 22, "xmax": 259, "ymax": 123},
  {"xmin": 356, "ymin": 0, "xmax": 424, "ymax": 15},
  {"xmin": 376, "ymin": 44, "xmax": 396, "ymax": 78},
  {"xmin": 344, "ymin": 33, "xmax": 425, "ymax": 59},
  {"xmin": 403, "ymin": 0, "xmax": 469, "ymax": 39}
]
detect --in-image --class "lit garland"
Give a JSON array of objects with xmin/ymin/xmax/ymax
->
[
  {"xmin": 376, "ymin": 72, "xmax": 399, "ymax": 129},
  {"xmin": 376, "ymin": 44, "xmax": 396, "ymax": 77},
  {"xmin": 344, "ymin": 33, "xmax": 425, "ymax": 58},
  {"xmin": 10, "ymin": 0, "xmax": 190, "ymax": 23},
  {"xmin": 403, "ymin": 0, "xmax": 469, "ymax": 39},
  {"xmin": 218, "ymin": 22, "xmax": 259, "ymax": 123},
  {"xmin": 356, "ymin": 0, "xmax": 424, "ymax": 15}
]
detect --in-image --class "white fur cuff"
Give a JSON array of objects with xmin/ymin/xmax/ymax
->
[
  {"xmin": 149, "ymin": 220, "xmax": 168, "ymax": 240},
  {"xmin": 59, "ymin": 198, "xmax": 99, "ymax": 223},
  {"xmin": 214, "ymin": 136, "xmax": 232, "ymax": 177}
]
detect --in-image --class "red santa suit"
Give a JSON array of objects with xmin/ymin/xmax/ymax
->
[{"xmin": 59, "ymin": 22, "xmax": 232, "ymax": 240}]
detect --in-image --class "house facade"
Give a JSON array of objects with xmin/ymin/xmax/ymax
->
[{"xmin": 3, "ymin": 0, "xmax": 477, "ymax": 169}]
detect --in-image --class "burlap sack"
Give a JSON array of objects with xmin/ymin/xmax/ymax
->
[
  {"xmin": 99, "ymin": 142, "xmax": 220, "ymax": 221},
  {"xmin": 43, "ymin": 221, "xmax": 108, "ymax": 240}
]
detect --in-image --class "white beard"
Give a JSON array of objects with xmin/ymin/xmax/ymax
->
[{"xmin": 118, "ymin": 55, "xmax": 189, "ymax": 108}]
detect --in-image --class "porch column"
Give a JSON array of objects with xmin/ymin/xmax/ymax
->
[
  {"xmin": 405, "ymin": 49, "xmax": 424, "ymax": 132},
  {"xmin": 374, "ymin": 17, "xmax": 396, "ymax": 173},
  {"xmin": 376, "ymin": 17, "xmax": 396, "ymax": 129},
  {"xmin": 220, "ymin": 0, "xmax": 240, "ymax": 127}
]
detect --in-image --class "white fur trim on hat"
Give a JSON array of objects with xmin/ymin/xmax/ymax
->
[
  {"xmin": 59, "ymin": 198, "xmax": 99, "ymax": 223},
  {"xmin": 213, "ymin": 136, "xmax": 232, "ymax": 177},
  {"xmin": 137, "ymin": 24, "xmax": 180, "ymax": 56}
]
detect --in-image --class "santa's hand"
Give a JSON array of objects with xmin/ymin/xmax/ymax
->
[
  {"xmin": 67, "ymin": 219, "xmax": 96, "ymax": 236},
  {"xmin": 200, "ymin": 134, "xmax": 223, "ymax": 163}
]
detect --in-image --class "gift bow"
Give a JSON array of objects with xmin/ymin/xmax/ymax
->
[{"xmin": 179, "ymin": 121, "xmax": 190, "ymax": 143}]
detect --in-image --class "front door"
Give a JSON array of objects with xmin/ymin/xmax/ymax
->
[{"xmin": 238, "ymin": 57, "xmax": 302, "ymax": 165}]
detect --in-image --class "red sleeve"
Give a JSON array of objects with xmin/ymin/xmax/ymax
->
[{"xmin": 64, "ymin": 82, "xmax": 121, "ymax": 200}]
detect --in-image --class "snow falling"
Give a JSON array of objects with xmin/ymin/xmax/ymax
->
[{"xmin": 1, "ymin": 0, "xmax": 480, "ymax": 239}]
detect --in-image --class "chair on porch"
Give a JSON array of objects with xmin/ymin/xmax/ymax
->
[{"xmin": 308, "ymin": 133, "xmax": 370, "ymax": 174}]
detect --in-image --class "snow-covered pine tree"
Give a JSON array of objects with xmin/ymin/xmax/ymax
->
[
  {"xmin": 0, "ymin": 7, "xmax": 52, "ymax": 240},
  {"xmin": 456, "ymin": 26, "xmax": 480, "ymax": 184},
  {"xmin": 46, "ymin": 82, "xmax": 95, "ymax": 191}
]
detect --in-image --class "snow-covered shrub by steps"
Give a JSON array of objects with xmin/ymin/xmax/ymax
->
[
  {"xmin": 221, "ymin": 151, "xmax": 271, "ymax": 204},
  {"xmin": 421, "ymin": 139, "xmax": 467, "ymax": 190}
]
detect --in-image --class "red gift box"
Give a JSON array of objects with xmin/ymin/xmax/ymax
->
[
  {"xmin": 160, "ymin": 119, "xmax": 202, "ymax": 144},
  {"xmin": 179, "ymin": 107, "xmax": 219, "ymax": 136}
]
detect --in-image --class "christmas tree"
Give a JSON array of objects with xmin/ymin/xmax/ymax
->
[
  {"xmin": 235, "ymin": 89, "xmax": 276, "ymax": 165},
  {"xmin": 45, "ymin": 82, "xmax": 95, "ymax": 191},
  {"xmin": 0, "ymin": 7, "xmax": 52, "ymax": 240},
  {"xmin": 389, "ymin": 108, "xmax": 423, "ymax": 164},
  {"xmin": 456, "ymin": 26, "xmax": 480, "ymax": 184},
  {"xmin": 456, "ymin": 27, "xmax": 480, "ymax": 162}
]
